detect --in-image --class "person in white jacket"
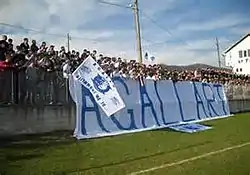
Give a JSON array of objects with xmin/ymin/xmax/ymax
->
[{"xmin": 63, "ymin": 60, "xmax": 71, "ymax": 79}]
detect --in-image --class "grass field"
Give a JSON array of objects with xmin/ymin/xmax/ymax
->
[{"xmin": 1, "ymin": 113, "xmax": 250, "ymax": 175}]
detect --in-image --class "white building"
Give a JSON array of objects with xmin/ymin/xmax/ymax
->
[{"xmin": 223, "ymin": 33, "xmax": 250, "ymax": 75}]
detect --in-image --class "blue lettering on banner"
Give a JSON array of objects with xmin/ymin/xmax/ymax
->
[
  {"xmin": 173, "ymin": 82, "xmax": 189, "ymax": 122},
  {"xmin": 110, "ymin": 109, "xmax": 137, "ymax": 130},
  {"xmin": 193, "ymin": 82, "xmax": 209, "ymax": 119},
  {"xmin": 72, "ymin": 78, "xmax": 231, "ymax": 139},
  {"xmin": 110, "ymin": 77, "xmax": 138, "ymax": 130},
  {"xmin": 202, "ymin": 83, "xmax": 219, "ymax": 117},
  {"xmin": 213, "ymin": 84, "xmax": 228, "ymax": 115},
  {"xmin": 139, "ymin": 80, "xmax": 160, "ymax": 128},
  {"xmin": 154, "ymin": 81, "xmax": 168, "ymax": 125},
  {"xmin": 81, "ymin": 86, "xmax": 110, "ymax": 135}
]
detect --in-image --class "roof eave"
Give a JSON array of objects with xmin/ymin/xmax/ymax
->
[{"xmin": 223, "ymin": 33, "xmax": 250, "ymax": 54}]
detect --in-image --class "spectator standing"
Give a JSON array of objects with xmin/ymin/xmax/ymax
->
[
  {"xmin": 30, "ymin": 40, "xmax": 39, "ymax": 53},
  {"xmin": 59, "ymin": 46, "xmax": 67, "ymax": 61},
  {"xmin": 62, "ymin": 59, "xmax": 71, "ymax": 79},
  {"xmin": 81, "ymin": 49, "xmax": 88, "ymax": 60},
  {"xmin": 20, "ymin": 38, "xmax": 29, "ymax": 55},
  {"xmin": 7, "ymin": 38, "xmax": 14, "ymax": 54},
  {"xmin": 12, "ymin": 46, "xmax": 26, "ymax": 67},
  {"xmin": 59, "ymin": 46, "xmax": 66, "ymax": 55},
  {"xmin": 91, "ymin": 50, "xmax": 97, "ymax": 60},
  {"xmin": 39, "ymin": 41, "xmax": 47, "ymax": 53},
  {"xmin": 0, "ymin": 35, "xmax": 8, "ymax": 61},
  {"xmin": 48, "ymin": 45, "xmax": 56, "ymax": 56}
]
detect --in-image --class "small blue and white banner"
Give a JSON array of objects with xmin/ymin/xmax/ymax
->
[
  {"xmin": 168, "ymin": 123, "xmax": 212, "ymax": 133},
  {"xmin": 72, "ymin": 56, "xmax": 125, "ymax": 117}
]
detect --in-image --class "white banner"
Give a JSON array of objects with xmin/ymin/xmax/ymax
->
[
  {"xmin": 69, "ymin": 77, "xmax": 231, "ymax": 139},
  {"xmin": 72, "ymin": 56, "xmax": 125, "ymax": 116}
]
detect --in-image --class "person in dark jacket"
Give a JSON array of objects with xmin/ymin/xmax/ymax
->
[
  {"xmin": 30, "ymin": 40, "xmax": 39, "ymax": 53},
  {"xmin": 0, "ymin": 35, "xmax": 8, "ymax": 61},
  {"xmin": 7, "ymin": 38, "xmax": 14, "ymax": 54},
  {"xmin": 20, "ymin": 38, "xmax": 29, "ymax": 55}
]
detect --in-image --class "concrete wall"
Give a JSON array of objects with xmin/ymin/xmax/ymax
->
[
  {"xmin": 229, "ymin": 100, "xmax": 250, "ymax": 113},
  {"xmin": 0, "ymin": 105, "xmax": 75, "ymax": 136},
  {"xmin": 0, "ymin": 100, "xmax": 249, "ymax": 136}
]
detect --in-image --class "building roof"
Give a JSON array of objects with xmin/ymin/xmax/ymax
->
[{"xmin": 224, "ymin": 33, "xmax": 250, "ymax": 54}]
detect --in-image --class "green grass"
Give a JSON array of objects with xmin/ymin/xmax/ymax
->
[{"xmin": 1, "ymin": 113, "xmax": 250, "ymax": 175}]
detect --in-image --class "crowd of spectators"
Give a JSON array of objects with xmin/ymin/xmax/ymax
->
[{"xmin": 0, "ymin": 35, "xmax": 250, "ymax": 86}]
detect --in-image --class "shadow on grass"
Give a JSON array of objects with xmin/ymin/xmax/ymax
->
[
  {"xmin": 0, "ymin": 131, "xmax": 77, "ymax": 174},
  {"xmin": 60, "ymin": 140, "xmax": 212, "ymax": 174},
  {"xmin": 0, "ymin": 131, "xmax": 75, "ymax": 149},
  {"xmin": 154, "ymin": 127, "xmax": 180, "ymax": 133},
  {"xmin": 5, "ymin": 153, "xmax": 44, "ymax": 161},
  {"xmin": 0, "ymin": 153, "xmax": 45, "ymax": 175}
]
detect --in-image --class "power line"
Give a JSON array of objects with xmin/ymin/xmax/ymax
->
[
  {"xmin": 140, "ymin": 10, "xmax": 192, "ymax": 48},
  {"xmin": 0, "ymin": 2, "xmax": 193, "ymax": 51},
  {"xmin": 97, "ymin": 0, "xmax": 132, "ymax": 9},
  {"xmin": 0, "ymin": 22, "xmax": 64, "ymax": 37},
  {"xmin": 95, "ymin": 1, "xmax": 193, "ymax": 50},
  {"xmin": 95, "ymin": 1, "xmax": 160, "ymax": 54},
  {"xmin": 142, "ymin": 39, "xmax": 167, "ymax": 47},
  {"xmin": 140, "ymin": 12, "xmax": 172, "ymax": 36},
  {"xmin": 0, "ymin": 22, "xmax": 103, "ymax": 43}
]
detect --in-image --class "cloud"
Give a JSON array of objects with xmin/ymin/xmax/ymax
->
[
  {"xmin": 0, "ymin": 0, "xmax": 249, "ymax": 67},
  {"xmin": 228, "ymin": 26, "xmax": 250, "ymax": 35},
  {"xmin": 178, "ymin": 14, "xmax": 249, "ymax": 32},
  {"xmin": 143, "ymin": 40, "xmax": 218, "ymax": 65}
]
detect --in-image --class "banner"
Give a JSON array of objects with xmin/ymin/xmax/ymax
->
[
  {"xmin": 72, "ymin": 56, "xmax": 125, "ymax": 117},
  {"xmin": 70, "ymin": 77, "xmax": 231, "ymax": 140}
]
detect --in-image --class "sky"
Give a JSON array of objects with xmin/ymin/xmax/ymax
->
[{"xmin": 0, "ymin": 0, "xmax": 250, "ymax": 66}]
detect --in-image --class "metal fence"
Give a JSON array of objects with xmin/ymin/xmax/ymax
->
[
  {"xmin": 224, "ymin": 84, "xmax": 250, "ymax": 100},
  {"xmin": 225, "ymin": 84, "xmax": 250, "ymax": 113},
  {"xmin": 1, "ymin": 69, "xmax": 250, "ymax": 105},
  {"xmin": 0, "ymin": 69, "xmax": 70, "ymax": 105}
]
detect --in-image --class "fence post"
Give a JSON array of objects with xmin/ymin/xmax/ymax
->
[
  {"xmin": 65, "ymin": 78, "xmax": 69, "ymax": 104},
  {"xmin": 11, "ymin": 70, "xmax": 15, "ymax": 104}
]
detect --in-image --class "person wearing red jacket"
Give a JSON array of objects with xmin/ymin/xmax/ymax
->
[{"xmin": 0, "ymin": 54, "xmax": 14, "ymax": 71}]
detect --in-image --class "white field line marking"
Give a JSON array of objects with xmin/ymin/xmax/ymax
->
[{"xmin": 129, "ymin": 142, "xmax": 250, "ymax": 175}]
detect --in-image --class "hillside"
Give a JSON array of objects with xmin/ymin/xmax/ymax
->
[{"xmin": 160, "ymin": 63, "xmax": 232, "ymax": 72}]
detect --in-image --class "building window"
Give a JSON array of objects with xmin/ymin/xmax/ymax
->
[
  {"xmin": 238, "ymin": 60, "xmax": 241, "ymax": 63},
  {"xmin": 240, "ymin": 68, "xmax": 242, "ymax": 72},
  {"xmin": 239, "ymin": 50, "xmax": 243, "ymax": 58},
  {"xmin": 248, "ymin": 49, "xmax": 250, "ymax": 57},
  {"xmin": 246, "ymin": 59, "xmax": 248, "ymax": 63},
  {"xmin": 236, "ymin": 68, "xmax": 239, "ymax": 72},
  {"xmin": 244, "ymin": 50, "xmax": 247, "ymax": 57}
]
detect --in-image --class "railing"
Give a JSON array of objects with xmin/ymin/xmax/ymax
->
[
  {"xmin": 1, "ymin": 69, "xmax": 250, "ymax": 110},
  {"xmin": 0, "ymin": 69, "xmax": 71, "ymax": 105},
  {"xmin": 224, "ymin": 84, "xmax": 250, "ymax": 100}
]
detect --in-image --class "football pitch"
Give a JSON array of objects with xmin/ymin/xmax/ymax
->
[{"xmin": 1, "ymin": 113, "xmax": 250, "ymax": 175}]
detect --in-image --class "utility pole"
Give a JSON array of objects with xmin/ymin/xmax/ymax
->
[
  {"xmin": 67, "ymin": 33, "xmax": 70, "ymax": 52},
  {"xmin": 132, "ymin": 0, "xmax": 143, "ymax": 64},
  {"xmin": 216, "ymin": 37, "xmax": 221, "ymax": 67}
]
